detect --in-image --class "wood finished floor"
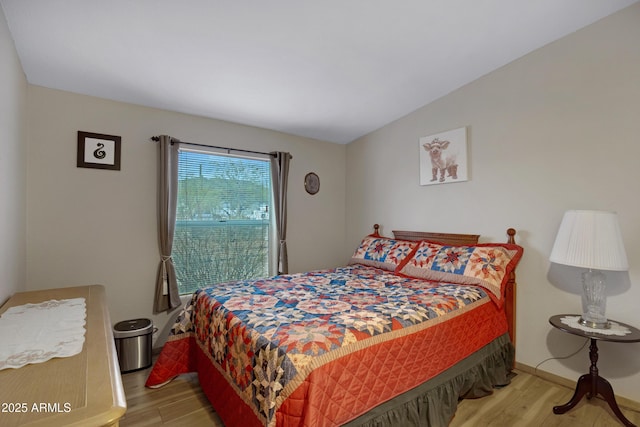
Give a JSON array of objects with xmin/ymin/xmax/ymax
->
[{"xmin": 120, "ymin": 365, "xmax": 640, "ymax": 427}]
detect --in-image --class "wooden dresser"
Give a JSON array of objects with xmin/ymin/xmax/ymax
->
[{"xmin": 0, "ymin": 285, "xmax": 126, "ymax": 426}]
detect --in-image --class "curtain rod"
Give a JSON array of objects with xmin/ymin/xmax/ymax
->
[{"xmin": 150, "ymin": 135, "xmax": 283, "ymax": 158}]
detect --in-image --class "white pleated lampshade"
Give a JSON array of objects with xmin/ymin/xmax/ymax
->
[{"xmin": 550, "ymin": 210, "xmax": 629, "ymax": 271}]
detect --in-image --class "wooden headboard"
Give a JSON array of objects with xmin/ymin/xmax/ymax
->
[
  {"xmin": 392, "ymin": 229, "xmax": 480, "ymax": 245},
  {"xmin": 371, "ymin": 223, "xmax": 519, "ymax": 349}
]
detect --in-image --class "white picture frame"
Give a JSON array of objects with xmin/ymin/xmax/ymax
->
[{"xmin": 419, "ymin": 127, "xmax": 468, "ymax": 186}]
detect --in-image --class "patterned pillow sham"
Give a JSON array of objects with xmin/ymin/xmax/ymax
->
[
  {"xmin": 349, "ymin": 235, "xmax": 419, "ymax": 271},
  {"xmin": 396, "ymin": 240, "xmax": 523, "ymax": 307}
]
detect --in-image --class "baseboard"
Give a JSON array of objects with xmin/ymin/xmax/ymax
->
[{"xmin": 515, "ymin": 362, "xmax": 640, "ymax": 413}]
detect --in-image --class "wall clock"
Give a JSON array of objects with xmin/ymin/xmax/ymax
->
[{"xmin": 304, "ymin": 172, "xmax": 320, "ymax": 195}]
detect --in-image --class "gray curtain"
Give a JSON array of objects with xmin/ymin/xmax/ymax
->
[
  {"xmin": 154, "ymin": 135, "xmax": 181, "ymax": 313},
  {"xmin": 270, "ymin": 152, "xmax": 292, "ymax": 274}
]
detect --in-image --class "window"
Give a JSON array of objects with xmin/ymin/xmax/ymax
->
[{"xmin": 173, "ymin": 149, "xmax": 272, "ymax": 295}]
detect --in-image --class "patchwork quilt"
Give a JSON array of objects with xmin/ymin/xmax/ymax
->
[{"xmin": 146, "ymin": 264, "xmax": 509, "ymax": 426}]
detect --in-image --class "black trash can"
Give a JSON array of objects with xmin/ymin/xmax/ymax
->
[{"xmin": 113, "ymin": 318, "xmax": 153, "ymax": 373}]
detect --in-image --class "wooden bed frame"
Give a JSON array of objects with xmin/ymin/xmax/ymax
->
[
  {"xmin": 371, "ymin": 223, "xmax": 518, "ymax": 349},
  {"xmin": 147, "ymin": 223, "xmax": 522, "ymax": 427}
]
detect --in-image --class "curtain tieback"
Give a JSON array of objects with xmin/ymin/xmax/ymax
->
[{"xmin": 160, "ymin": 256, "xmax": 173, "ymax": 296}]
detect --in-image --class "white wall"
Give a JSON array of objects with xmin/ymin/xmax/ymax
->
[
  {"xmin": 346, "ymin": 4, "xmax": 640, "ymax": 403},
  {"xmin": 25, "ymin": 86, "xmax": 346, "ymax": 338},
  {"xmin": 0, "ymin": 4, "xmax": 27, "ymax": 305}
]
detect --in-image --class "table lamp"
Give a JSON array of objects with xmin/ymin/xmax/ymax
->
[{"xmin": 549, "ymin": 210, "xmax": 628, "ymax": 329}]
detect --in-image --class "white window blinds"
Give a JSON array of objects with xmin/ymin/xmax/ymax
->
[{"xmin": 173, "ymin": 149, "xmax": 271, "ymax": 294}]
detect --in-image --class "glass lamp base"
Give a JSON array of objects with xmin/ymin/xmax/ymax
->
[
  {"xmin": 581, "ymin": 269, "xmax": 609, "ymax": 330},
  {"xmin": 578, "ymin": 316, "xmax": 611, "ymax": 329}
]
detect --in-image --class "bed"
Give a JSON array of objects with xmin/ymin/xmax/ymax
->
[{"xmin": 146, "ymin": 224, "xmax": 523, "ymax": 426}]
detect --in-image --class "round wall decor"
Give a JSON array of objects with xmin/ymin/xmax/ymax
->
[{"xmin": 304, "ymin": 172, "xmax": 320, "ymax": 195}]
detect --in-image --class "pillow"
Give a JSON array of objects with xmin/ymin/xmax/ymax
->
[
  {"xmin": 396, "ymin": 240, "xmax": 523, "ymax": 306},
  {"xmin": 349, "ymin": 235, "xmax": 419, "ymax": 272}
]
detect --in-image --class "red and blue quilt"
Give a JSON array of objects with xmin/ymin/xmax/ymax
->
[{"xmin": 146, "ymin": 264, "xmax": 509, "ymax": 426}]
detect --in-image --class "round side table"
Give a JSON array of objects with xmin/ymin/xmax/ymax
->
[{"xmin": 549, "ymin": 314, "xmax": 640, "ymax": 427}]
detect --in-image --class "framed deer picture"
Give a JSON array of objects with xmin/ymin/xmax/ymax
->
[{"xmin": 419, "ymin": 127, "xmax": 468, "ymax": 186}]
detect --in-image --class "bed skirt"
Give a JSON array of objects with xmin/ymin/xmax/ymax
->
[{"xmin": 343, "ymin": 333, "xmax": 514, "ymax": 427}]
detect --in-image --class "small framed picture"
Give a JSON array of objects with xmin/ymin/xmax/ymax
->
[
  {"xmin": 77, "ymin": 131, "xmax": 121, "ymax": 170},
  {"xmin": 419, "ymin": 127, "xmax": 468, "ymax": 185}
]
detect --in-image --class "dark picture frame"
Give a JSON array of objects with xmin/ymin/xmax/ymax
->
[
  {"xmin": 304, "ymin": 172, "xmax": 320, "ymax": 195},
  {"xmin": 77, "ymin": 131, "xmax": 121, "ymax": 170}
]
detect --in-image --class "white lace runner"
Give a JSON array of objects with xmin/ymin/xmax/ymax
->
[
  {"xmin": 0, "ymin": 298, "xmax": 87, "ymax": 370},
  {"xmin": 560, "ymin": 315, "xmax": 631, "ymax": 336}
]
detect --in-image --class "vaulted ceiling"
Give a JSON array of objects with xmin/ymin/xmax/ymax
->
[{"xmin": 2, "ymin": 0, "xmax": 637, "ymax": 143}]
